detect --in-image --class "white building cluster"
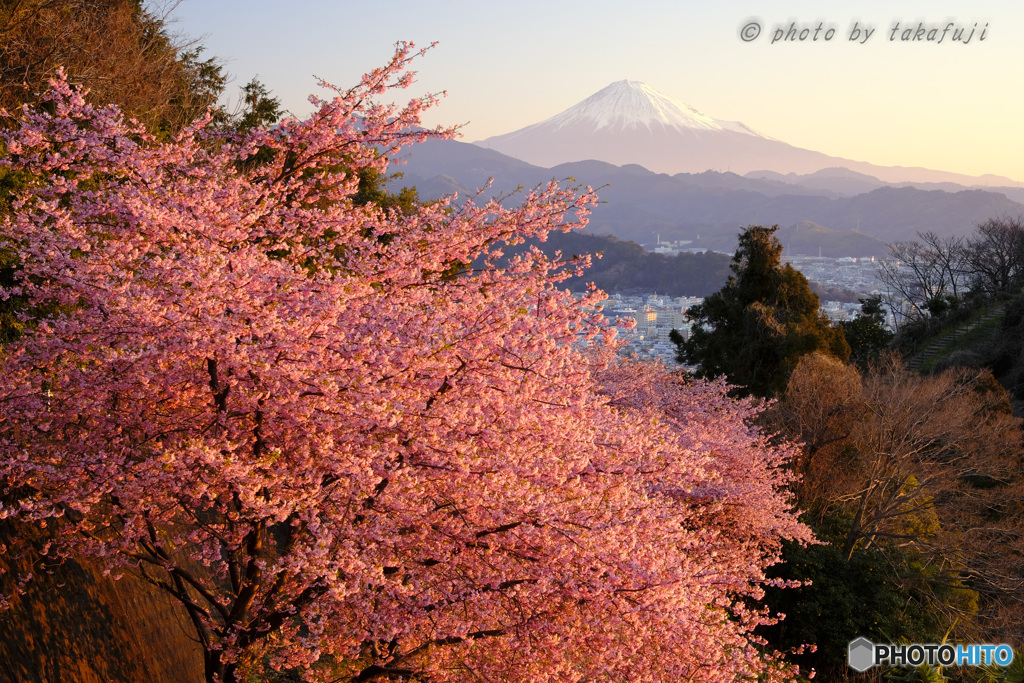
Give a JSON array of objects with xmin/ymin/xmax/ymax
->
[{"xmin": 598, "ymin": 293, "xmax": 702, "ymax": 363}]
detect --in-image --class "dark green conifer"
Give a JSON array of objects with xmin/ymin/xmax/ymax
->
[{"xmin": 671, "ymin": 225, "xmax": 849, "ymax": 397}]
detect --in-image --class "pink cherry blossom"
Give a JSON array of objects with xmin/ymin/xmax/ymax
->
[{"xmin": 0, "ymin": 43, "xmax": 811, "ymax": 682}]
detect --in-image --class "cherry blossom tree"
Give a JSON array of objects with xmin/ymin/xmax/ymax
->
[{"xmin": 0, "ymin": 44, "xmax": 811, "ymax": 682}]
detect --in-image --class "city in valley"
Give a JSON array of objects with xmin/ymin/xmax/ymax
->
[{"xmin": 601, "ymin": 250, "xmax": 887, "ymax": 363}]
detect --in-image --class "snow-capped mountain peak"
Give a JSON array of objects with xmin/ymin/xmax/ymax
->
[
  {"xmin": 474, "ymin": 80, "xmax": 786, "ymax": 174},
  {"xmin": 538, "ymin": 80, "xmax": 763, "ymax": 137},
  {"xmin": 469, "ymin": 81, "xmax": 1013, "ymax": 182}
]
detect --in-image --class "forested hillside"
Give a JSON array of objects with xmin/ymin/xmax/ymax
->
[{"xmin": 492, "ymin": 230, "xmax": 732, "ymax": 296}]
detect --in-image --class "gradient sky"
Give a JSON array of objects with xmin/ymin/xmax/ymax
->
[{"xmin": 167, "ymin": 0, "xmax": 1024, "ymax": 182}]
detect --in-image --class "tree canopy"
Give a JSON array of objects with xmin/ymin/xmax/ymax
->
[
  {"xmin": 0, "ymin": 45, "xmax": 811, "ymax": 682},
  {"xmin": 0, "ymin": 0, "xmax": 227, "ymax": 135},
  {"xmin": 840, "ymin": 295, "xmax": 893, "ymax": 367},
  {"xmin": 760, "ymin": 352, "xmax": 1024, "ymax": 675},
  {"xmin": 672, "ymin": 224, "xmax": 849, "ymax": 397}
]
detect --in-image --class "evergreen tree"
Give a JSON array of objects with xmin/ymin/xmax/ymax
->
[
  {"xmin": 841, "ymin": 295, "xmax": 893, "ymax": 368},
  {"xmin": 671, "ymin": 225, "xmax": 849, "ymax": 397}
]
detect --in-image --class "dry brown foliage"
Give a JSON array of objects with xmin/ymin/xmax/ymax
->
[
  {"xmin": 770, "ymin": 352, "xmax": 1024, "ymax": 639},
  {"xmin": 0, "ymin": 0, "xmax": 221, "ymax": 133}
]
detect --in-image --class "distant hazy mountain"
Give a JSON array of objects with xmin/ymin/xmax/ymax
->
[
  {"xmin": 491, "ymin": 231, "xmax": 732, "ymax": 298},
  {"xmin": 748, "ymin": 168, "xmax": 1024, "ymax": 203},
  {"xmin": 391, "ymin": 139, "xmax": 1024, "ymax": 256},
  {"xmin": 474, "ymin": 81, "xmax": 1022, "ymax": 187},
  {"xmin": 747, "ymin": 168, "xmax": 887, "ymax": 197},
  {"xmin": 776, "ymin": 221, "xmax": 887, "ymax": 258}
]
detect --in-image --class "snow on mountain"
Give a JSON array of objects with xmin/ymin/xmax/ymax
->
[
  {"xmin": 473, "ymin": 81, "xmax": 1019, "ymax": 184},
  {"xmin": 535, "ymin": 80, "xmax": 761, "ymax": 136},
  {"xmin": 473, "ymin": 80, "xmax": 826, "ymax": 174},
  {"xmin": 716, "ymin": 119, "xmax": 773, "ymax": 139}
]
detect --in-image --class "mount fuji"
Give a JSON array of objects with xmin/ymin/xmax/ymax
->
[{"xmin": 474, "ymin": 81, "xmax": 1017, "ymax": 186}]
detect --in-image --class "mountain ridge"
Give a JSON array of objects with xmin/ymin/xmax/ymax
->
[
  {"xmin": 392, "ymin": 138, "xmax": 1024, "ymax": 256},
  {"xmin": 474, "ymin": 81, "xmax": 1021, "ymax": 186}
]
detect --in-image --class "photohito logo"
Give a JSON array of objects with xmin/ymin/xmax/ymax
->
[{"xmin": 849, "ymin": 637, "xmax": 1015, "ymax": 672}]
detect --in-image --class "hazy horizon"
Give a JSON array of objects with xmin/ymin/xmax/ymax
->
[{"xmin": 167, "ymin": 0, "xmax": 1024, "ymax": 183}]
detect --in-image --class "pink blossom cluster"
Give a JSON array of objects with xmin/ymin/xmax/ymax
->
[{"xmin": 0, "ymin": 44, "xmax": 811, "ymax": 682}]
